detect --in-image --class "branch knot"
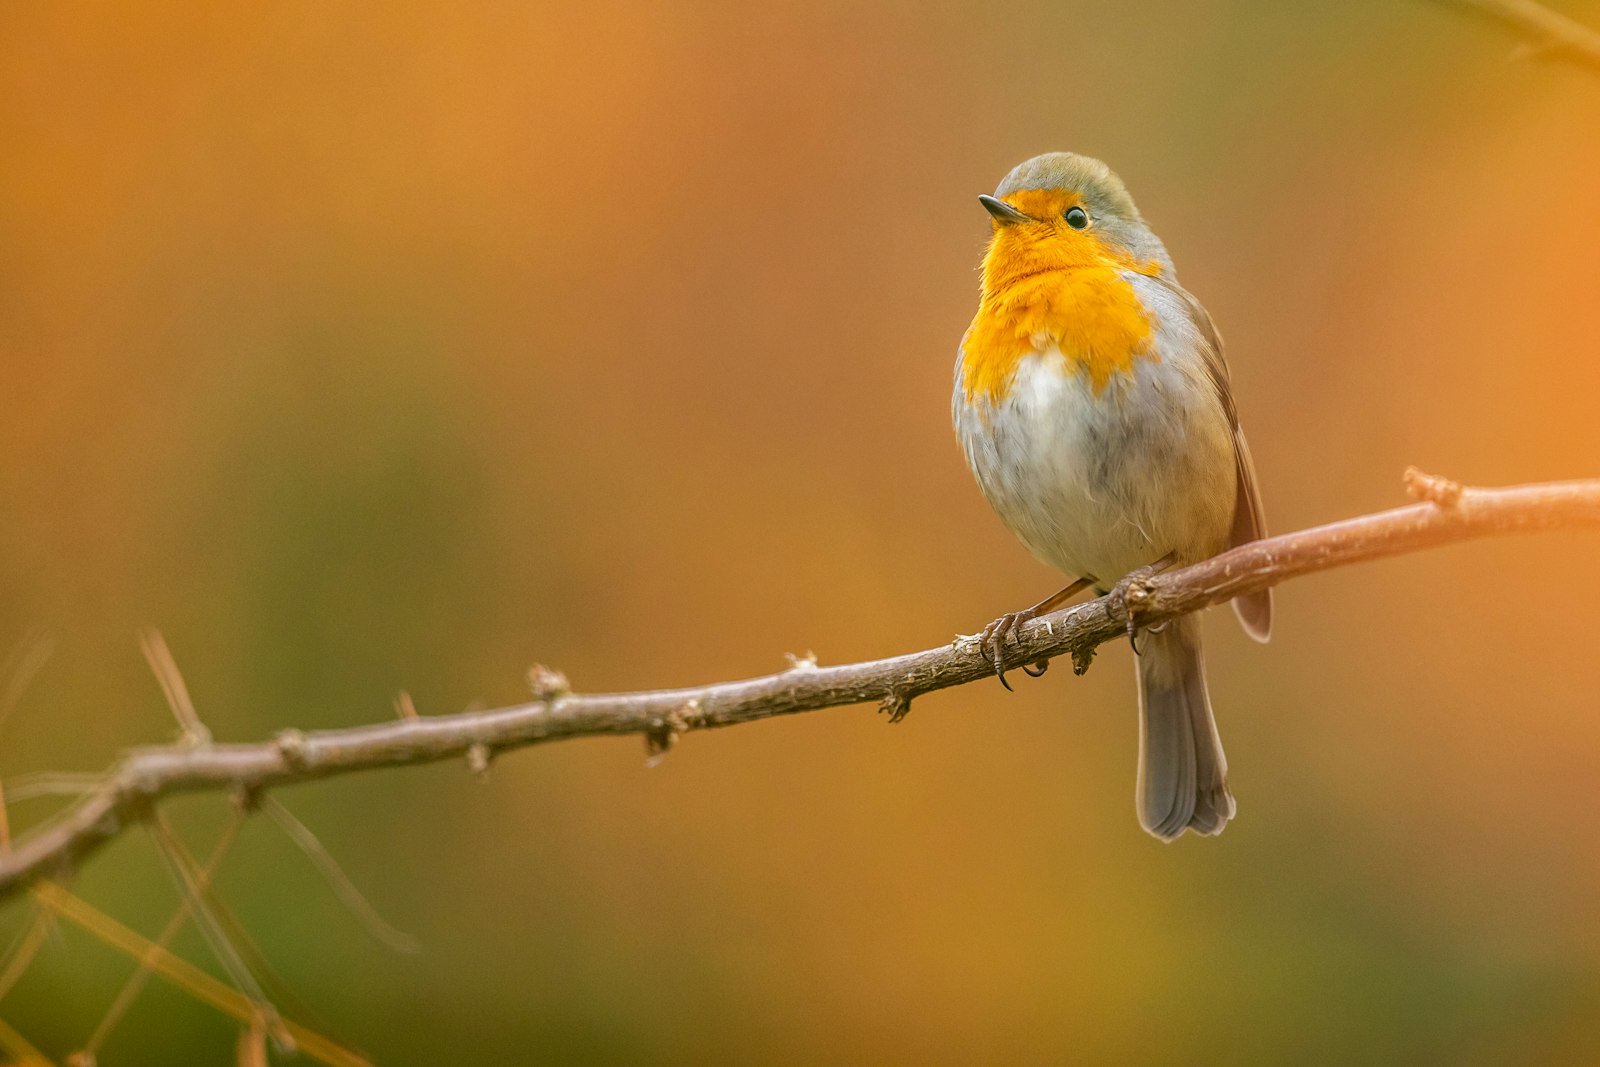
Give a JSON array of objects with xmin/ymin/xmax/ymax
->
[
  {"xmin": 1405, "ymin": 466, "xmax": 1464, "ymax": 508},
  {"xmin": 527, "ymin": 664, "xmax": 571, "ymax": 702},
  {"xmin": 273, "ymin": 729, "xmax": 310, "ymax": 769},
  {"xmin": 645, "ymin": 699, "xmax": 697, "ymax": 765}
]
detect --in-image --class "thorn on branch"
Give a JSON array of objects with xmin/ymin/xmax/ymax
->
[
  {"xmin": 274, "ymin": 729, "xmax": 310, "ymax": 769},
  {"xmin": 784, "ymin": 651, "xmax": 818, "ymax": 671},
  {"xmin": 527, "ymin": 664, "xmax": 570, "ymax": 702},
  {"xmin": 393, "ymin": 691, "xmax": 419, "ymax": 720},
  {"xmin": 140, "ymin": 629, "xmax": 211, "ymax": 747},
  {"xmin": 1405, "ymin": 466, "xmax": 1464, "ymax": 508},
  {"xmin": 466, "ymin": 743, "xmax": 493, "ymax": 780},
  {"xmin": 1071, "ymin": 645, "xmax": 1096, "ymax": 676}
]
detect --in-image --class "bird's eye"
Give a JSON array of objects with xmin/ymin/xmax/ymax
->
[{"xmin": 1064, "ymin": 207, "xmax": 1090, "ymax": 230}]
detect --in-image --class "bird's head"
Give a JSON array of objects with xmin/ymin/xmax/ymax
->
[{"xmin": 978, "ymin": 152, "xmax": 1173, "ymax": 283}]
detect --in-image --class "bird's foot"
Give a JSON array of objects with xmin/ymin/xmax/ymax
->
[
  {"xmin": 1112, "ymin": 553, "xmax": 1177, "ymax": 655},
  {"xmin": 974, "ymin": 578, "xmax": 1094, "ymax": 689},
  {"xmin": 977, "ymin": 609, "xmax": 1039, "ymax": 691}
]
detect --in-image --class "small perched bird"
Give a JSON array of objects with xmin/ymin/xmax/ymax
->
[{"xmin": 952, "ymin": 152, "xmax": 1271, "ymax": 840}]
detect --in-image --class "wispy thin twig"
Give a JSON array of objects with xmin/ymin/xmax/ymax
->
[
  {"xmin": 78, "ymin": 810, "xmax": 246, "ymax": 1060},
  {"xmin": 139, "ymin": 630, "xmax": 209, "ymax": 746},
  {"xmin": 0, "ymin": 1014, "xmax": 54, "ymax": 1067},
  {"xmin": 0, "ymin": 630, "xmax": 56, "ymax": 855},
  {"xmin": 32, "ymin": 882, "xmax": 372, "ymax": 1067},
  {"xmin": 0, "ymin": 630, "xmax": 54, "ymax": 739},
  {"xmin": 1432, "ymin": 0, "xmax": 1600, "ymax": 72},
  {"xmin": 146, "ymin": 815, "xmax": 284, "ymax": 1048},
  {"xmin": 0, "ymin": 911, "xmax": 51, "ymax": 1004},
  {"xmin": 259, "ymin": 797, "xmax": 420, "ymax": 953},
  {"xmin": 0, "ymin": 774, "xmax": 103, "ymax": 804}
]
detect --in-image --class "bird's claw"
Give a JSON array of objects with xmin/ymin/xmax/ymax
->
[
  {"xmin": 1113, "ymin": 555, "xmax": 1173, "ymax": 656},
  {"xmin": 977, "ymin": 610, "xmax": 1037, "ymax": 690}
]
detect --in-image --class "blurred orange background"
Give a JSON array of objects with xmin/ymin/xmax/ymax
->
[{"xmin": 3, "ymin": 1, "xmax": 1600, "ymax": 1063}]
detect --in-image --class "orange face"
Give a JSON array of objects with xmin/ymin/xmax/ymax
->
[
  {"xmin": 960, "ymin": 187, "xmax": 1165, "ymax": 404},
  {"xmin": 985, "ymin": 188, "xmax": 1163, "ymax": 276}
]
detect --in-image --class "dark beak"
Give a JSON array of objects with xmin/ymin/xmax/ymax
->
[{"xmin": 979, "ymin": 194, "xmax": 1031, "ymax": 225}]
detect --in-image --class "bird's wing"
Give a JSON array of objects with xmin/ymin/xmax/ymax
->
[{"xmin": 1149, "ymin": 275, "xmax": 1273, "ymax": 642}]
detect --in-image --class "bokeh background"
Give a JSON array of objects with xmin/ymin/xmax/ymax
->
[{"xmin": 3, "ymin": 1, "xmax": 1600, "ymax": 1063}]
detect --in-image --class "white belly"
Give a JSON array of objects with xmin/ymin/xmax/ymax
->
[{"xmin": 953, "ymin": 346, "xmax": 1236, "ymax": 587}]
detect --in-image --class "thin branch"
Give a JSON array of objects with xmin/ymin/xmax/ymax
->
[
  {"xmin": 139, "ymin": 630, "xmax": 209, "ymax": 747},
  {"xmin": 237, "ymin": 1019, "xmax": 268, "ymax": 1067},
  {"xmin": 0, "ymin": 912, "xmax": 51, "ymax": 1003},
  {"xmin": 79, "ymin": 809, "xmax": 245, "ymax": 1059},
  {"xmin": 0, "ymin": 630, "xmax": 54, "ymax": 738},
  {"xmin": 0, "ymin": 471, "xmax": 1597, "ymax": 902},
  {"xmin": 146, "ymin": 816, "xmax": 286, "ymax": 1049},
  {"xmin": 1432, "ymin": 0, "xmax": 1600, "ymax": 72},
  {"xmin": 258, "ymin": 797, "xmax": 420, "ymax": 954},
  {"xmin": 32, "ymin": 882, "xmax": 372, "ymax": 1067},
  {"xmin": 0, "ymin": 1015, "xmax": 54, "ymax": 1067},
  {"xmin": 0, "ymin": 775, "xmax": 102, "ymax": 805},
  {"xmin": 0, "ymin": 629, "xmax": 56, "ymax": 855}
]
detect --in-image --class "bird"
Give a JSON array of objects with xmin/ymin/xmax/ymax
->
[{"xmin": 951, "ymin": 152, "xmax": 1271, "ymax": 841}]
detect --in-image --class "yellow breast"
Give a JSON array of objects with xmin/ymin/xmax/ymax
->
[{"xmin": 960, "ymin": 189, "xmax": 1163, "ymax": 404}]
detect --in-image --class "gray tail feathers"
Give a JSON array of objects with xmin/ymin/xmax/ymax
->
[{"xmin": 1135, "ymin": 615, "xmax": 1236, "ymax": 840}]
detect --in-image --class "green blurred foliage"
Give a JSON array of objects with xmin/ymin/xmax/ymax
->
[{"xmin": 2, "ymin": 1, "xmax": 1600, "ymax": 1063}]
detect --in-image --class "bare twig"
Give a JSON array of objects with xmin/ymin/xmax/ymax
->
[
  {"xmin": 32, "ymin": 883, "xmax": 371, "ymax": 1067},
  {"xmin": 139, "ymin": 630, "xmax": 209, "ymax": 747},
  {"xmin": 258, "ymin": 797, "xmax": 420, "ymax": 953},
  {"xmin": 0, "ymin": 630, "xmax": 53, "ymax": 739},
  {"xmin": 147, "ymin": 815, "xmax": 286, "ymax": 1048},
  {"xmin": 0, "ymin": 472, "xmax": 1597, "ymax": 902},
  {"xmin": 0, "ymin": 1014, "xmax": 54, "ymax": 1067},
  {"xmin": 236, "ymin": 1019, "xmax": 268, "ymax": 1067},
  {"xmin": 0, "ymin": 630, "xmax": 56, "ymax": 856},
  {"xmin": 1432, "ymin": 0, "xmax": 1600, "ymax": 72},
  {"xmin": 0, "ymin": 775, "xmax": 102, "ymax": 804},
  {"xmin": 147, "ymin": 819, "xmax": 284, "ymax": 1049},
  {"xmin": 79, "ymin": 810, "xmax": 245, "ymax": 1059},
  {"xmin": 0, "ymin": 912, "xmax": 51, "ymax": 1003}
]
